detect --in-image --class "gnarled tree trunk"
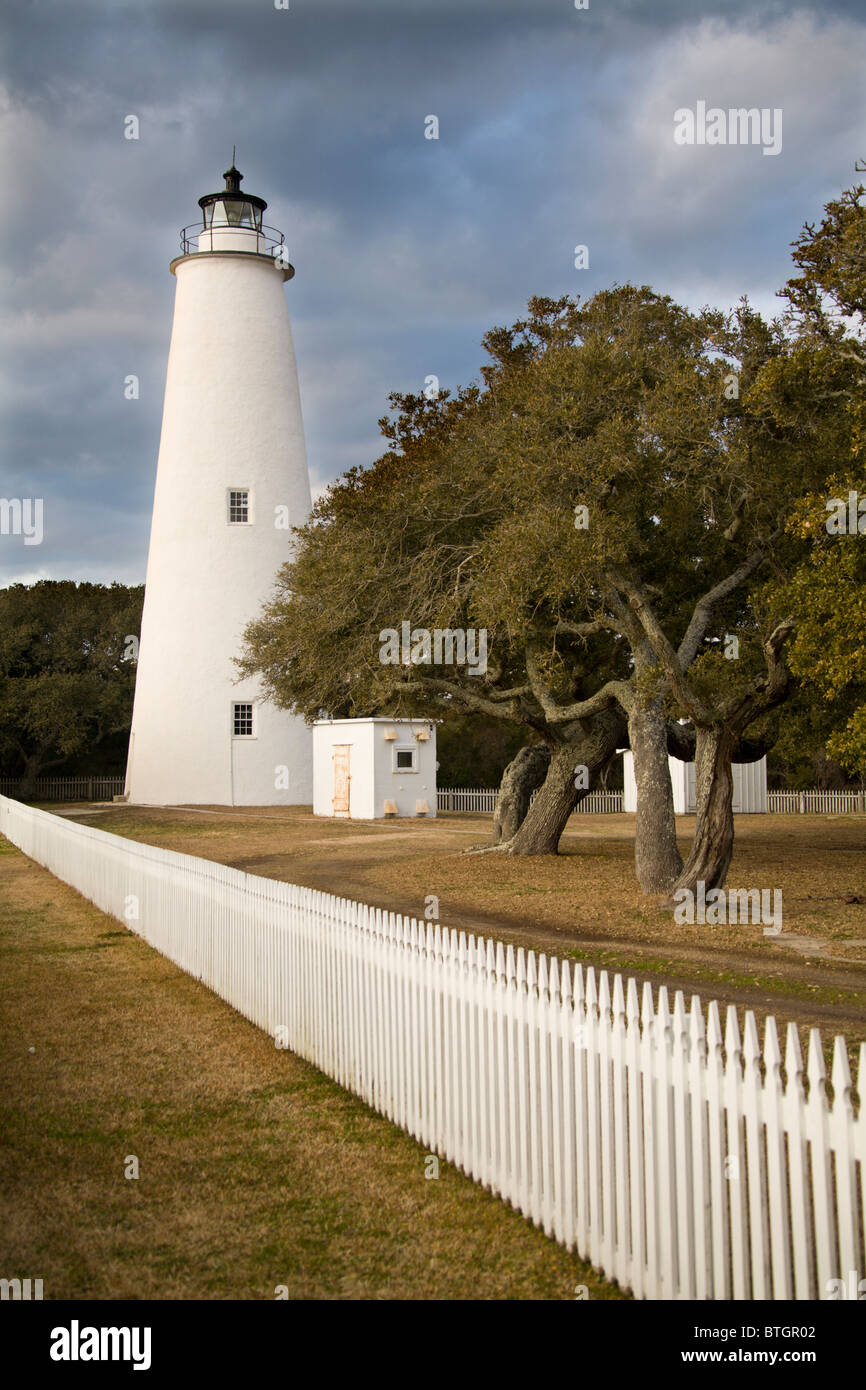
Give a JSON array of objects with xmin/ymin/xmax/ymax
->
[
  {"xmin": 491, "ymin": 744, "xmax": 551, "ymax": 844},
  {"xmin": 16, "ymin": 746, "xmax": 52, "ymax": 801},
  {"xmin": 629, "ymin": 695, "xmax": 683, "ymax": 893},
  {"xmin": 670, "ymin": 623, "xmax": 794, "ymax": 899},
  {"xmin": 503, "ymin": 741, "xmax": 586, "ymax": 855},
  {"xmin": 672, "ymin": 724, "xmax": 739, "ymax": 894},
  {"xmin": 468, "ymin": 707, "xmax": 625, "ymax": 856}
]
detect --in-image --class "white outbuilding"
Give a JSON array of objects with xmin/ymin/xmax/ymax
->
[
  {"xmin": 621, "ymin": 752, "xmax": 767, "ymax": 814},
  {"xmin": 313, "ymin": 718, "xmax": 438, "ymax": 819}
]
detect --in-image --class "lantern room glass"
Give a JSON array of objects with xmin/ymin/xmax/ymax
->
[{"xmin": 202, "ymin": 201, "xmax": 262, "ymax": 230}]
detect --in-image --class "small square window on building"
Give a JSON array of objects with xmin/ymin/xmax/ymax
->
[
  {"xmin": 233, "ymin": 702, "xmax": 254, "ymax": 736},
  {"xmin": 395, "ymin": 747, "xmax": 417, "ymax": 772},
  {"xmin": 228, "ymin": 489, "xmax": 250, "ymax": 523}
]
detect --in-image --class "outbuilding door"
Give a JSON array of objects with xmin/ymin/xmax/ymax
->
[{"xmin": 333, "ymin": 745, "xmax": 351, "ymax": 816}]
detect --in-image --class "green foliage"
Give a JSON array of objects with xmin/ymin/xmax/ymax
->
[
  {"xmin": 436, "ymin": 712, "xmax": 528, "ymax": 787},
  {"xmin": 785, "ymin": 177, "xmax": 866, "ymax": 329},
  {"xmin": 763, "ymin": 169, "xmax": 866, "ymax": 773},
  {"xmin": 239, "ymin": 278, "xmax": 852, "ymax": 780},
  {"xmin": 768, "ymin": 690, "xmax": 861, "ymax": 789},
  {"xmin": 775, "ymin": 483, "xmax": 866, "ymax": 771},
  {"xmin": 0, "ymin": 581, "xmax": 143, "ymax": 780}
]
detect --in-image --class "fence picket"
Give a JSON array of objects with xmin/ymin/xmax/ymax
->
[
  {"xmin": 807, "ymin": 1031, "xmax": 837, "ymax": 1297},
  {"xmin": 610, "ymin": 974, "xmax": 629, "ymax": 1290},
  {"xmin": 625, "ymin": 979, "xmax": 645, "ymax": 1298},
  {"xmin": 687, "ymin": 998, "xmax": 710, "ymax": 1300},
  {"xmin": 671, "ymin": 992, "xmax": 694, "ymax": 1298},
  {"xmin": 829, "ymin": 1038, "xmax": 858, "ymax": 1285},
  {"xmin": 639, "ymin": 983, "xmax": 660, "ymax": 1298},
  {"xmin": 537, "ymin": 953, "xmax": 555, "ymax": 1238},
  {"xmin": 725, "ymin": 1008, "xmax": 749, "ymax": 1299},
  {"xmin": 762, "ymin": 1018, "xmax": 793, "ymax": 1299},
  {"xmin": 597, "ymin": 971, "xmax": 615, "ymax": 1277},
  {"xmin": 743, "ymin": 1012, "xmax": 770, "ymax": 1299}
]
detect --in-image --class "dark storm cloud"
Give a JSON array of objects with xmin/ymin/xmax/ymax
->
[{"xmin": 1, "ymin": 0, "xmax": 865, "ymax": 584}]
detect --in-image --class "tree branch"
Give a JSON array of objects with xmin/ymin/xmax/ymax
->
[
  {"xmin": 397, "ymin": 676, "xmax": 528, "ymax": 720},
  {"xmin": 677, "ymin": 543, "xmax": 771, "ymax": 668},
  {"xmin": 525, "ymin": 647, "xmax": 624, "ymax": 723},
  {"xmin": 605, "ymin": 565, "xmax": 709, "ymax": 720}
]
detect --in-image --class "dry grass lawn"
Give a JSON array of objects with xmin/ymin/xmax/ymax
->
[
  {"xmin": 0, "ymin": 836, "xmax": 624, "ymax": 1301},
  {"xmin": 57, "ymin": 803, "xmax": 866, "ymax": 1049}
]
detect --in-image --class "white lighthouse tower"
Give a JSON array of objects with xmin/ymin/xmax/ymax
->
[{"xmin": 125, "ymin": 162, "xmax": 313, "ymax": 806}]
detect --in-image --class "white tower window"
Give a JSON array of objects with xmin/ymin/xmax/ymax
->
[
  {"xmin": 233, "ymin": 702, "xmax": 254, "ymax": 737},
  {"xmin": 394, "ymin": 746, "xmax": 417, "ymax": 772},
  {"xmin": 228, "ymin": 489, "xmax": 250, "ymax": 524}
]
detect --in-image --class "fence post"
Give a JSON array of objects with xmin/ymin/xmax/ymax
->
[{"xmin": 799, "ymin": 792, "xmax": 805, "ymax": 815}]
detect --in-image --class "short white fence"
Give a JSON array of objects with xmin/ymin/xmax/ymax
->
[
  {"xmin": 438, "ymin": 787, "xmax": 624, "ymax": 814},
  {"xmin": 1, "ymin": 794, "xmax": 863, "ymax": 1301},
  {"xmin": 1, "ymin": 779, "xmax": 860, "ymax": 814},
  {"xmin": 767, "ymin": 789, "xmax": 865, "ymax": 815},
  {"xmin": 440, "ymin": 787, "xmax": 864, "ymax": 816}
]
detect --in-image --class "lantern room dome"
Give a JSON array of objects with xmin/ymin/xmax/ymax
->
[{"xmin": 197, "ymin": 163, "xmax": 266, "ymax": 231}]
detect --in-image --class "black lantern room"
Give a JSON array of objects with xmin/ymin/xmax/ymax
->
[{"xmin": 198, "ymin": 163, "xmax": 266, "ymax": 232}]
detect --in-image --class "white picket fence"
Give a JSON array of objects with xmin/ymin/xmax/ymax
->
[
  {"xmin": 440, "ymin": 787, "xmax": 863, "ymax": 816},
  {"xmin": 1, "ymin": 793, "xmax": 863, "ymax": 1301},
  {"xmin": 767, "ymin": 789, "xmax": 865, "ymax": 815},
  {"xmin": 0, "ymin": 778, "xmax": 859, "ymax": 814},
  {"xmin": 437, "ymin": 787, "xmax": 497, "ymax": 812},
  {"xmin": 438, "ymin": 787, "xmax": 624, "ymax": 814}
]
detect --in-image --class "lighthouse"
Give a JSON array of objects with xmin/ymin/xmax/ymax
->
[{"xmin": 125, "ymin": 163, "xmax": 313, "ymax": 806}]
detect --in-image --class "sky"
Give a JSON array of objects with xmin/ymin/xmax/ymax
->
[{"xmin": 1, "ymin": 0, "xmax": 864, "ymax": 586}]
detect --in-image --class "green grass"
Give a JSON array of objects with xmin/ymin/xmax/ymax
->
[{"xmin": 0, "ymin": 835, "xmax": 626, "ymax": 1301}]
